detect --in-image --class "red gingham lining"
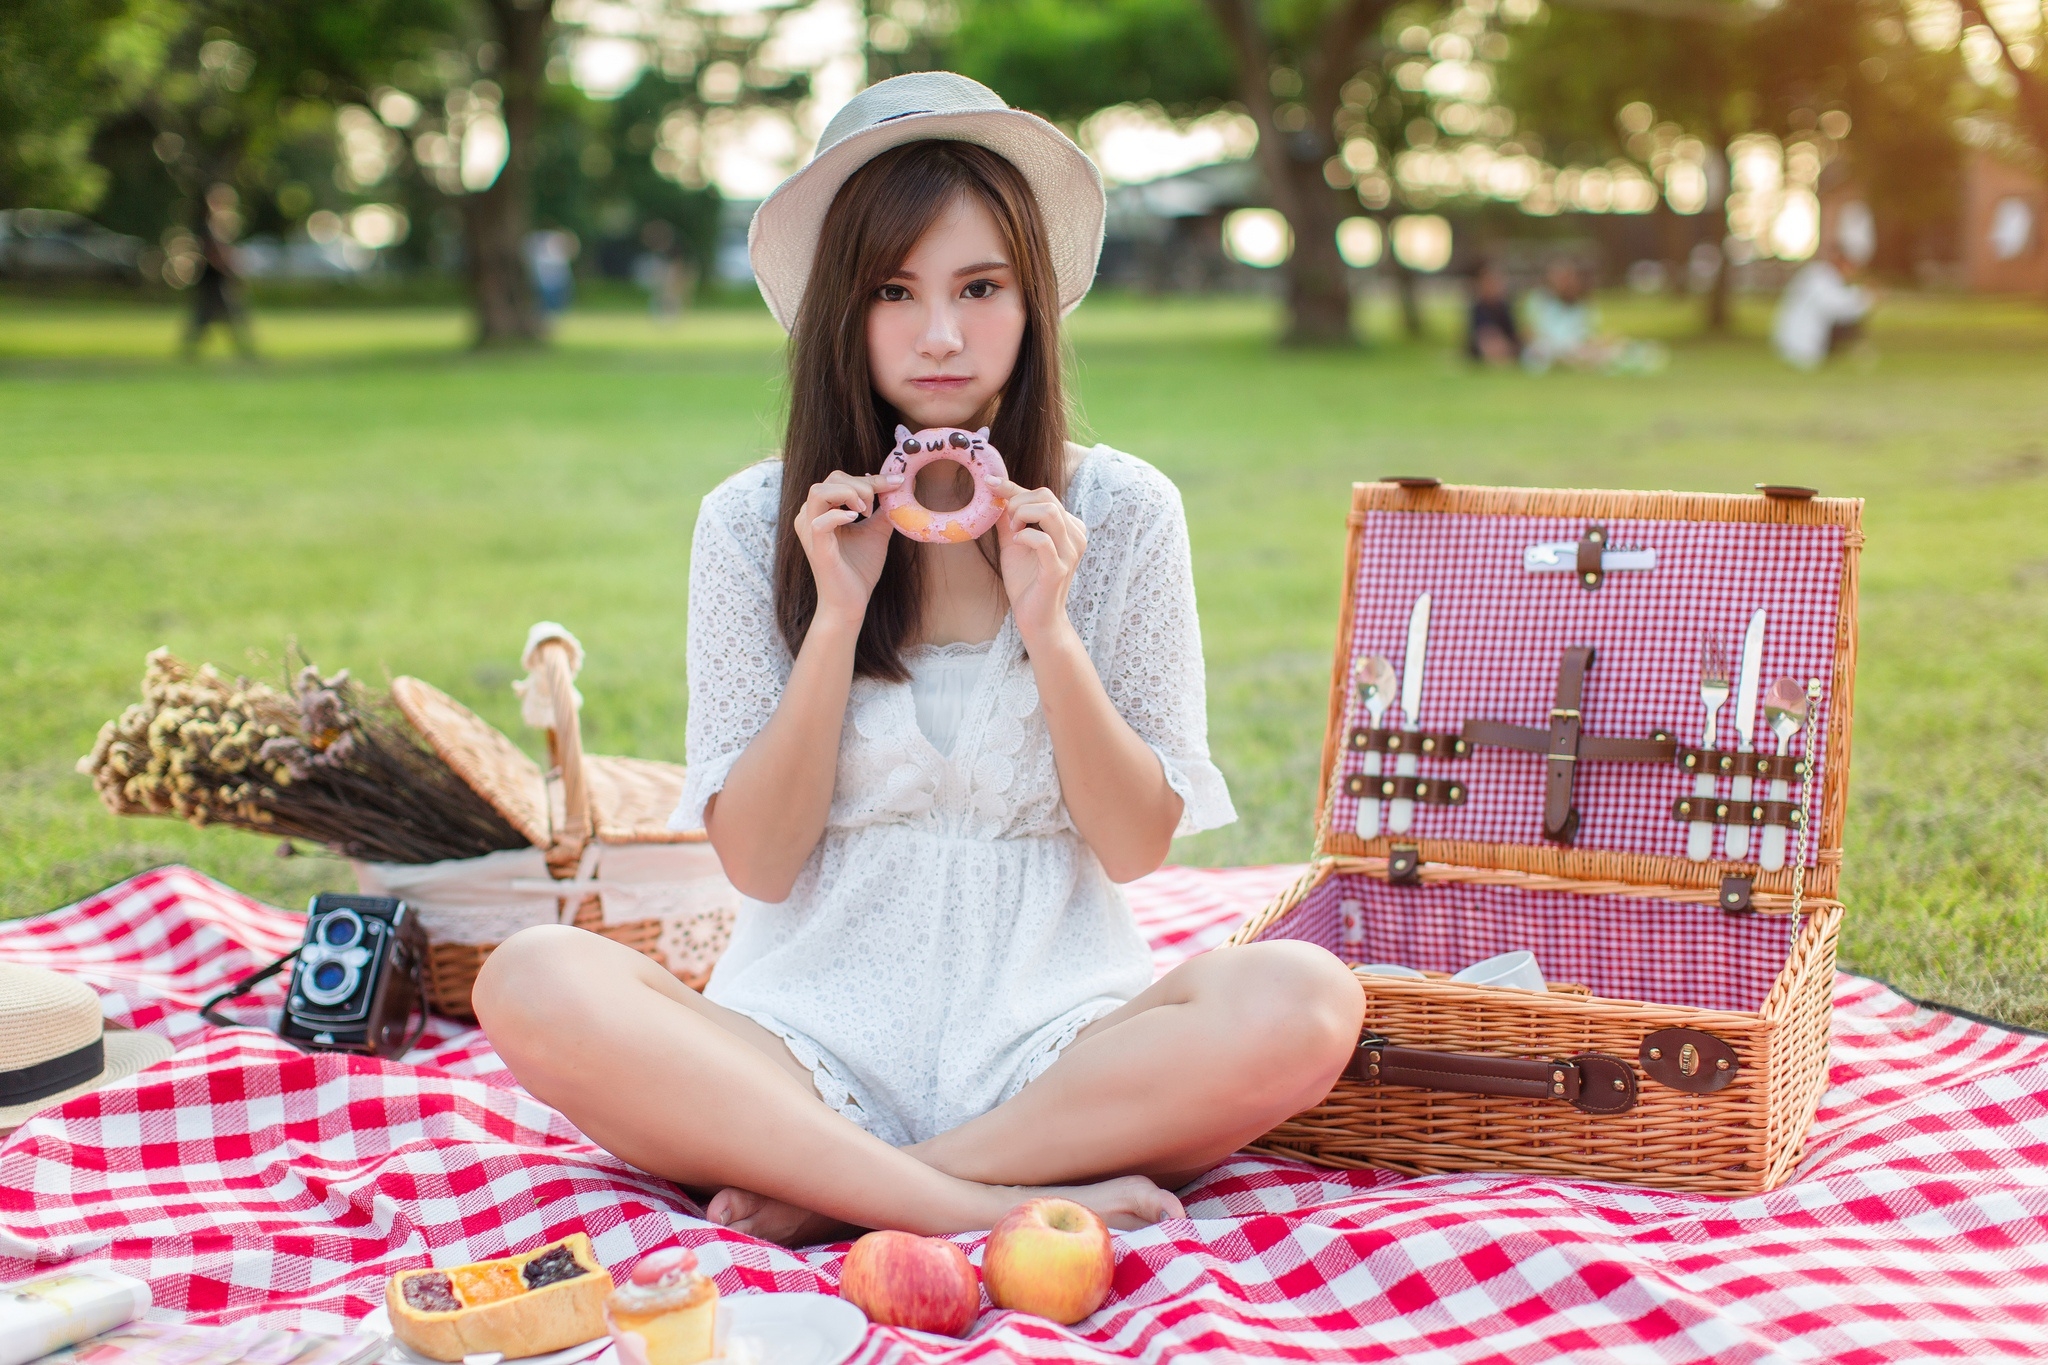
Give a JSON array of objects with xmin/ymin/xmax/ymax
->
[
  {"xmin": 9, "ymin": 866, "xmax": 2048, "ymax": 1363},
  {"xmin": 1334, "ymin": 512, "xmax": 1845, "ymax": 864},
  {"xmin": 1257, "ymin": 873, "xmax": 1794, "ymax": 1014}
]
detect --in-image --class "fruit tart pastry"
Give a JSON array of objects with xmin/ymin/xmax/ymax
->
[
  {"xmin": 386, "ymin": 1233, "xmax": 612, "ymax": 1361},
  {"xmin": 605, "ymin": 1247, "xmax": 719, "ymax": 1365}
]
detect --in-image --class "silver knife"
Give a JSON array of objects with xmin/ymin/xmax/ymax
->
[
  {"xmin": 1522, "ymin": 543, "xmax": 1657, "ymax": 573},
  {"xmin": 1388, "ymin": 592, "xmax": 1431, "ymax": 835},
  {"xmin": 1723, "ymin": 608, "xmax": 1766, "ymax": 860}
]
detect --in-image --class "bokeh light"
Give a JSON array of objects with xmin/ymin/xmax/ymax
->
[
  {"xmin": 1337, "ymin": 217, "xmax": 1384, "ymax": 267},
  {"xmin": 1391, "ymin": 215, "xmax": 1453, "ymax": 271},
  {"xmin": 1223, "ymin": 209, "xmax": 1293, "ymax": 268}
]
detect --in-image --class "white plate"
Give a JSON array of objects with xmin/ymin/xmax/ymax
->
[
  {"xmin": 586, "ymin": 1294, "xmax": 867, "ymax": 1365},
  {"xmin": 358, "ymin": 1305, "xmax": 610, "ymax": 1365}
]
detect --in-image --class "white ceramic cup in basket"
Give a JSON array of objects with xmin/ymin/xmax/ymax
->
[{"xmin": 1451, "ymin": 951, "xmax": 1547, "ymax": 993}]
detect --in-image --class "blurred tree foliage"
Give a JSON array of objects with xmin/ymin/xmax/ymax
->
[
  {"xmin": 0, "ymin": 0, "xmax": 178, "ymax": 211},
  {"xmin": 948, "ymin": 0, "xmax": 1451, "ymax": 347},
  {"xmin": 1501, "ymin": 0, "xmax": 2003, "ymax": 298},
  {"xmin": 949, "ymin": 0, "xmax": 1237, "ymax": 117}
]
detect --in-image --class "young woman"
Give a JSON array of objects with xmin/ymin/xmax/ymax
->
[{"xmin": 476, "ymin": 73, "xmax": 1364, "ymax": 1248}]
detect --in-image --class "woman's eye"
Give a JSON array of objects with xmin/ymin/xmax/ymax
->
[
  {"xmin": 963, "ymin": 279, "xmax": 999, "ymax": 299},
  {"xmin": 877, "ymin": 283, "xmax": 910, "ymax": 302}
]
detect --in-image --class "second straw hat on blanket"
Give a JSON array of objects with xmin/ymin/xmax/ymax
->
[{"xmin": 747, "ymin": 71, "xmax": 1107, "ymax": 333}]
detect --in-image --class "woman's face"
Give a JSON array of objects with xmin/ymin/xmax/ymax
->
[{"xmin": 866, "ymin": 193, "xmax": 1026, "ymax": 432}]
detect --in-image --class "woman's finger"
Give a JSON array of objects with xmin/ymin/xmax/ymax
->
[{"xmin": 812, "ymin": 508, "xmax": 862, "ymax": 535}]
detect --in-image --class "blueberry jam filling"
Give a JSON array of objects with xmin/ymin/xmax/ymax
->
[
  {"xmin": 403, "ymin": 1273, "xmax": 460, "ymax": 1313},
  {"xmin": 521, "ymin": 1246, "xmax": 587, "ymax": 1290}
]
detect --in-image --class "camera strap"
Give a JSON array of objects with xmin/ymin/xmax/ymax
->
[{"xmin": 199, "ymin": 950, "xmax": 300, "ymax": 1029}]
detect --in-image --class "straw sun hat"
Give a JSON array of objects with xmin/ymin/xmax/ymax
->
[
  {"xmin": 748, "ymin": 71, "xmax": 1106, "ymax": 333},
  {"xmin": 0, "ymin": 963, "xmax": 173, "ymax": 1134}
]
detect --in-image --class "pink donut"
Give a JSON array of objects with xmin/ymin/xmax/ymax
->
[{"xmin": 877, "ymin": 425, "xmax": 1009, "ymax": 543}]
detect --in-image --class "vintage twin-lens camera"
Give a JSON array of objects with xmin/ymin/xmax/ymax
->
[{"xmin": 278, "ymin": 894, "xmax": 427, "ymax": 1057}]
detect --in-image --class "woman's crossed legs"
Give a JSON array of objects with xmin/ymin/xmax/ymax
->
[{"xmin": 474, "ymin": 927, "xmax": 1362, "ymax": 1246}]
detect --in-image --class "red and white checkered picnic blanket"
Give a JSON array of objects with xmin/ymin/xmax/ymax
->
[{"xmin": 7, "ymin": 865, "xmax": 2048, "ymax": 1363}]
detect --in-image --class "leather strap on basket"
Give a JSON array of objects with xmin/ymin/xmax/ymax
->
[
  {"xmin": 1349, "ymin": 1034, "xmax": 1638, "ymax": 1114},
  {"xmin": 1461, "ymin": 647, "xmax": 1675, "ymax": 843}
]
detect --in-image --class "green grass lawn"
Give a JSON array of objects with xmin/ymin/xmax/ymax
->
[{"xmin": 5, "ymin": 290, "xmax": 2047, "ymax": 1023}]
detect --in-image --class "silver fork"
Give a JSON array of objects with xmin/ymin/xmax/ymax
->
[{"xmin": 1687, "ymin": 633, "xmax": 1730, "ymax": 861}]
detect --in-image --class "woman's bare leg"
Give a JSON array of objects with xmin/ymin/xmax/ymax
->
[
  {"xmin": 472, "ymin": 925, "xmax": 1182, "ymax": 1244},
  {"xmin": 908, "ymin": 941, "xmax": 1363, "ymax": 1187}
]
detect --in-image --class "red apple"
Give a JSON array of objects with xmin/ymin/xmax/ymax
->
[
  {"xmin": 982, "ymin": 1197, "xmax": 1114, "ymax": 1325},
  {"xmin": 838, "ymin": 1230, "xmax": 980, "ymax": 1336}
]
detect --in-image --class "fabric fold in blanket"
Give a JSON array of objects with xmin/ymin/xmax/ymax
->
[{"xmin": 4, "ymin": 864, "xmax": 2048, "ymax": 1363}]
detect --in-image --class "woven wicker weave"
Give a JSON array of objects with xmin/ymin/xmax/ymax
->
[
  {"xmin": 390, "ymin": 639, "xmax": 725, "ymax": 1018},
  {"xmin": 1230, "ymin": 482, "xmax": 1862, "ymax": 1194}
]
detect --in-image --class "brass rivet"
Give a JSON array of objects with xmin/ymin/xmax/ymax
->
[
  {"xmin": 1590, "ymin": 528, "xmax": 1604, "ymax": 542},
  {"xmin": 1680, "ymin": 1043, "xmax": 1699, "ymax": 1076},
  {"xmin": 1449, "ymin": 786, "xmax": 1462, "ymax": 799},
  {"xmin": 1726, "ymin": 893, "xmax": 1741, "ymax": 906},
  {"xmin": 1553, "ymin": 1083, "xmax": 1566, "ymax": 1095},
  {"xmin": 1421, "ymin": 737, "xmax": 1436, "ymax": 752},
  {"xmin": 1613, "ymin": 1078, "xmax": 1627, "ymax": 1091},
  {"xmin": 1583, "ymin": 572, "xmax": 1598, "ymax": 585},
  {"xmin": 1552, "ymin": 1070, "xmax": 1565, "ymax": 1082},
  {"xmin": 1716, "ymin": 1058, "xmax": 1730, "ymax": 1071},
  {"xmin": 1648, "ymin": 1047, "xmax": 1662, "ymax": 1060},
  {"xmin": 1416, "ymin": 782, "xmax": 1431, "ymax": 797},
  {"xmin": 1382, "ymin": 781, "xmax": 1396, "ymax": 797},
  {"xmin": 1678, "ymin": 801, "xmax": 1691, "ymax": 815},
  {"xmin": 1369, "ymin": 1051, "xmax": 1381, "ymax": 1062},
  {"xmin": 1715, "ymin": 803, "xmax": 1729, "ymax": 818}
]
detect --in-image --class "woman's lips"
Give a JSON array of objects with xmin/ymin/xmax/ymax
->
[{"xmin": 911, "ymin": 374, "xmax": 972, "ymax": 389}]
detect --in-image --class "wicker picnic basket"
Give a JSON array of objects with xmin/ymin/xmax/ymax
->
[
  {"xmin": 1230, "ymin": 480, "xmax": 1861, "ymax": 1194},
  {"xmin": 370, "ymin": 629, "xmax": 737, "ymax": 1018}
]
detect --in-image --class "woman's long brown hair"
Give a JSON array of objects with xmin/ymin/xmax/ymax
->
[{"xmin": 773, "ymin": 139, "xmax": 1069, "ymax": 682}]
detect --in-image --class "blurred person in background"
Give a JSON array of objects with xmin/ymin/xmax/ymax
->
[
  {"xmin": 181, "ymin": 224, "xmax": 255, "ymax": 361},
  {"xmin": 1523, "ymin": 259, "xmax": 1665, "ymax": 376},
  {"xmin": 1772, "ymin": 242, "xmax": 1874, "ymax": 370},
  {"xmin": 526, "ymin": 230, "xmax": 578, "ymax": 315},
  {"xmin": 634, "ymin": 220, "xmax": 693, "ymax": 323},
  {"xmin": 1465, "ymin": 261, "xmax": 1521, "ymax": 367}
]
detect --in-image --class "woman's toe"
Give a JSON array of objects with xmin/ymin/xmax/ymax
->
[{"xmin": 706, "ymin": 1187, "xmax": 759, "ymax": 1227}]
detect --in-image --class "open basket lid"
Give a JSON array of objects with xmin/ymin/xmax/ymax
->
[
  {"xmin": 390, "ymin": 676, "xmax": 704, "ymax": 853},
  {"xmin": 1313, "ymin": 480, "xmax": 1863, "ymax": 910}
]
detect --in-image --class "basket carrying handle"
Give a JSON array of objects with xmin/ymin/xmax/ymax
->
[
  {"xmin": 1349, "ymin": 1034, "xmax": 1639, "ymax": 1114},
  {"xmin": 531, "ymin": 638, "xmax": 591, "ymax": 854}
]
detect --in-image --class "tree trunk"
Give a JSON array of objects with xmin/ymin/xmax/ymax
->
[
  {"xmin": 1702, "ymin": 138, "xmax": 1731, "ymax": 334},
  {"xmin": 1393, "ymin": 258, "xmax": 1423, "ymax": 338},
  {"xmin": 1276, "ymin": 152, "xmax": 1354, "ymax": 345},
  {"xmin": 465, "ymin": 0, "xmax": 552, "ymax": 348},
  {"xmin": 1202, "ymin": 0, "xmax": 1381, "ymax": 347}
]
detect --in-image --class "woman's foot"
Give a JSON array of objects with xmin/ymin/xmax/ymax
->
[
  {"xmin": 1025, "ymin": 1174, "xmax": 1185, "ymax": 1231},
  {"xmin": 708, "ymin": 1172, "xmax": 1183, "ymax": 1245},
  {"xmin": 707, "ymin": 1186, "xmax": 863, "ymax": 1247}
]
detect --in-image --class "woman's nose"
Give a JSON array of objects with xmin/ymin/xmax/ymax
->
[{"xmin": 918, "ymin": 302, "xmax": 963, "ymax": 359}]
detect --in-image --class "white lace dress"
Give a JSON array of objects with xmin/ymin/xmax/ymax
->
[{"xmin": 670, "ymin": 444, "xmax": 1235, "ymax": 1147}]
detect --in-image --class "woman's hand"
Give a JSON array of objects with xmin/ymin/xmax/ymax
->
[
  {"xmin": 993, "ymin": 478, "xmax": 1086, "ymax": 651},
  {"xmin": 795, "ymin": 470, "xmax": 901, "ymax": 628}
]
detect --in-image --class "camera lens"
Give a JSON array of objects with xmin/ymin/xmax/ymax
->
[
  {"xmin": 312, "ymin": 961, "xmax": 347, "ymax": 992},
  {"xmin": 319, "ymin": 909, "xmax": 364, "ymax": 949}
]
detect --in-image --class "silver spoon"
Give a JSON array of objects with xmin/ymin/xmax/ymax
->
[
  {"xmin": 1758, "ymin": 678, "xmax": 1808, "ymax": 871},
  {"xmin": 1353, "ymin": 655, "xmax": 1396, "ymax": 839}
]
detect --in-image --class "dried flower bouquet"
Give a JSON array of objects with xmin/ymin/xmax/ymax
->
[{"xmin": 80, "ymin": 649, "xmax": 528, "ymax": 864}]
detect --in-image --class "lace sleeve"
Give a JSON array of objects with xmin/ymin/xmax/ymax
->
[
  {"xmin": 1095, "ymin": 466, "xmax": 1237, "ymax": 838},
  {"xmin": 671, "ymin": 468, "xmax": 790, "ymax": 831}
]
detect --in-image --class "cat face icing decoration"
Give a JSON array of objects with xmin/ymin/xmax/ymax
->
[{"xmin": 877, "ymin": 425, "xmax": 1010, "ymax": 543}]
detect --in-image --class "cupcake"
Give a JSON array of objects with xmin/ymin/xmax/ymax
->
[{"xmin": 605, "ymin": 1247, "xmax": 718, "ymax": 1365}]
